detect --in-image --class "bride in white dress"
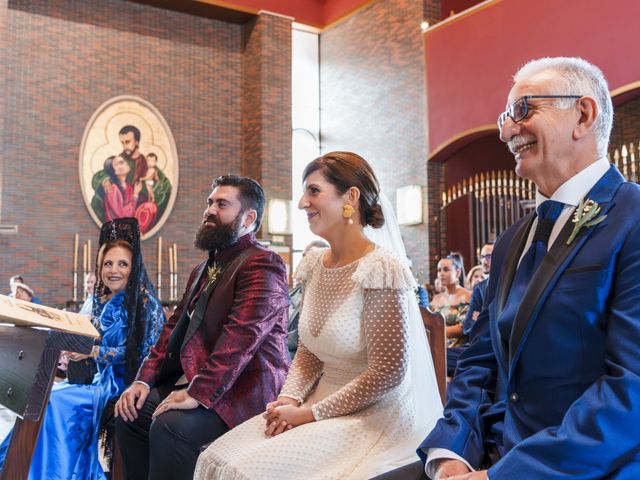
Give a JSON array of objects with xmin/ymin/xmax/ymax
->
[{"xmin": 195, "ymin": 152, "xmax": 442, "ymax": 479}]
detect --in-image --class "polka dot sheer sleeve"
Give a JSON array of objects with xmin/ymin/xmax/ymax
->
[
  {"xmin": 278, "ymin": 340, "xmax": 324, "ymax": 405},
  {"xmin": 310, "ymin": 288, "xmax": 409, "ymax": 420}
]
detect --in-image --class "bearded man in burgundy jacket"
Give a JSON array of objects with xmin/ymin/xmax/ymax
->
[{"xmin": 114, "ymin": 174, "xmax": 290, "ymax": 480}]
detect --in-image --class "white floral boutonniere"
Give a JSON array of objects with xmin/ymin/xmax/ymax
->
[
  {"xmin": 206, "ymin": 263, "xmax": 223, "ymax": 289},
  {"xmin": 566, "ymin": 198, "xmax": 607, "ymax": 245}
]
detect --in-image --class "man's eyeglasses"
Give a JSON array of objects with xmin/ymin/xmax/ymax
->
[
  {"xmin": 479, "ymin": 254, "xmax": 492, "ymax": 260},
  {"xmin": 497, "ymin": 95, "xmax": 582, "ymax": 130}
]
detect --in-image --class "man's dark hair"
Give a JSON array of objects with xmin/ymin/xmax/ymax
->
[
  {"xmin": 211, "ymin": 175, "xmax": 265, "ymax": 232},
  {"xmin": 119, "ymin": 125, "xmax": 141, "ymax": 142}
]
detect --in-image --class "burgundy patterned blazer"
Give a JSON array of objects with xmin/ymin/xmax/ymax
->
[{"xmin": 136, "ymin": 232, "xmax": 290, "ymax": 428}]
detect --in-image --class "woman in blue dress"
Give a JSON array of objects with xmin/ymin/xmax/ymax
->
[{"xmin": 0, "ymin": 217, "xmax": 165, "ymax": 479}]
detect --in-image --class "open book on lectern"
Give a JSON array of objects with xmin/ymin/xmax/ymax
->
[{"xmin": 0, "ymin": 294, "xmax": 100, "ymax": 339}]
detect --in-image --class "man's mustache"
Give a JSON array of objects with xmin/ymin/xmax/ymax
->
[{"xmin": 203, "ymin": 215, "xmax": 218, "ymax": 225}]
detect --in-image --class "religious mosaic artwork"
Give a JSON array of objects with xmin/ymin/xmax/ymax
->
[{"xmin": 79, "ymin": 96, "xmax": 179, "ymax": 240}]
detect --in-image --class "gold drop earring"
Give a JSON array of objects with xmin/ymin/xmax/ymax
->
[{"xmin": 342, "ymin": 204, "xmax": 355, "ymax": 225}]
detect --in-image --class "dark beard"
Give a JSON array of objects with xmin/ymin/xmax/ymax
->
[{"xmin": 194, "ymin": 213, "xmax": 243, "ymax": 251}]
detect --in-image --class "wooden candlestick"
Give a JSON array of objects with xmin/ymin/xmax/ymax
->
[
  {"xmin": 87, "ymin": 240, "xmax": 92, "ymax": 274},
  {"xmin": 83, "ymin": 242, "xmax": 88, "ymax": 277},
  {"xmin": 173, "ymin": 243, "xmax": 178, "ymax": 300},
  {"xmin": 168, "ymin": 246, "xmax": 174, "ymax": 300},
  {"xmin": 157, "ymin": 236, "xmax": 162, "ymax": 299},
  {"xmin": 73, "ymin": 233, "xmax": 79, "ymax": 302}
]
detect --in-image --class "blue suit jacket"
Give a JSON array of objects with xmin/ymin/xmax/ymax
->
[
  {"xmin": 419, "ymin": 166, "xmax": 640, "ymax": 479},
  {"xmin": 462, "ymin": 278, "xmax": 488, "ymax": 336}
]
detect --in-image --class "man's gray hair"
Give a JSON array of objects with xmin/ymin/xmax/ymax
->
[{"xmin": 514, "ymin": 57, "xmax": 613, "ymax": 156}]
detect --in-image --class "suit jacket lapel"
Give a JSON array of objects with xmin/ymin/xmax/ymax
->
[
  {"xmin": 508, "ymin": 214, "xmax": 578, "ymax": 365},
  {"xmin": 181, "ymin": 275, "xmax": 218, "ymax": 350},
  {"xmin": 181, "ymin": 246, "xmax": 259, "ymax": 350},
  {"xmin": 165, "ymin": 260, "xmax": 208, "ymax": 354},
  {"xmin": 492, "ymin": 214, "xmax": 535, "ymax": 361},
  {"xmin": 508, "ymin": 165, "xmax": 623, "ymax": 366},
  {"xmin": 496, "ymin": 214, "xmax": 535, "ymax": 318}
]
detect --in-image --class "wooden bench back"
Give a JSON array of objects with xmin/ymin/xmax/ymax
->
[{"xmin": 419, "ymin": 307, "xmax": 447, "ymax": 405}]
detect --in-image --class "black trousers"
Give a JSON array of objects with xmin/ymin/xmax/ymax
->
[{"xmin": 114, "ymin": 383, "xmax": 229, "ymax": 480}]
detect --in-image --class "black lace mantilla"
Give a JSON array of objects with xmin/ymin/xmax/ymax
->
[{"xmin": 93, "ymin": 217, "xmax": 157, "ymax": 385}]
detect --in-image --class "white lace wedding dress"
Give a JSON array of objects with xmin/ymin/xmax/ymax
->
[{"xmin": 194, "ymin": 247, "xmax": 442, "ymax": 480}]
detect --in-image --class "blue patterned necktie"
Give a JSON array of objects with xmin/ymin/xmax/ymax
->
[{"xmin": 498, "ymin": 200, "xmax": 565, "ymax": 342}]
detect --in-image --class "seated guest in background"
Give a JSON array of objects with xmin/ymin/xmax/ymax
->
[
  {"xmin": 447, "ymin": 251, "xmax": 466, "ymax": 281},
  {"xmin": 7, "ymin": 274, "xmax": 22, "ymax": 295},
  {"xmin": 420, "ymin": 57, "xmax": 640, "ymax": 479},
  {"xmin": 462, "ymin": 242, "xmax": 494, "ymax": 339},
  {"xmin": 10, "ymin": 281, "xmax": 36, "ymax": 303},
  {"xmin": 288, "ymin": 239, "xmax": 329, "ymax": 359},
  {"xmin": 79, "ymin": 272, "xmax": 97, "ymax": 316},
  {"xmin": 8, "ymin": 275, "xmax": 42, "ymax": 304},
  {"xmin": 464, "ymin": 265, "xmax": 486, "ymax": 291},
  {"xmin": 0, "ymin": 218, "xmax": 164, "ymax": 479},
  {"xmin": 478, "ymin": 242, "xmax": 493, "ymax": 276},
  {"xmin": 194, "ymin": 152, "xmax": 442, "ymax": 480},
  {"xmin": 63, "ymin": 299, "xmax": 79, "ymax": 312},
  {"xmin": 430, "ymin": 255, "xmax": 471, "ymax": 376},
  {"xmin": 66, "ymin": 271, "xmax": 99, "ymax": 385},
  {"xmin": 114, "ymin": 175, "xmax": 290, "ymax": 480}
]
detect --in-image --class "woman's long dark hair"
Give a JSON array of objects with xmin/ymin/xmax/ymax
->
[
  {"xmin": 94, "ymin": 217, "xmax": 156, "ymax": 384},
  {"xmin": 103, "ymin": 155, "xmax": 127, "ymax": 194},
  {"xmin": 445, "ymin": 252, "xmax": 466, "ymax": 287}
]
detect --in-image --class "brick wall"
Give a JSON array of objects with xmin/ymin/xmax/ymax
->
[
  {"xmin": 609, "ymin": 96, "xmax": 640, "ymax": 158},
  {"xmin": 427, "ymin": 161, "xmax": 445, "ymax": 280},
  {"xmin": 319, "ymin": 0, "xmax": 430, "ymax": 280},
  {"xmin": 1, "ymin": 0, "xmax": 291, "ymax": 306},
  {"xmin": 423, "ymin": 0, "xmax": 443, "ymax": 281},
  {"xmin": 242, "ymin": 13, "xmax": 292, "ymax": 201}
]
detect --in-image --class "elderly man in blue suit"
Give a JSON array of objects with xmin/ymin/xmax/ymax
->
[{"xmin": 419, "ymin": 57, "xmax": 640, "ymax": 479}]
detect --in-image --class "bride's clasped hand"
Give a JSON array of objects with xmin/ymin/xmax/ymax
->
[{"xmin": 262, "ymin": 397, "xmax": 315, "ymax": 436}]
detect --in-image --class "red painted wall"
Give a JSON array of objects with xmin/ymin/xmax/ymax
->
[
  {"xmin": 322, "ymin": 0, "xmax": 373, "ymax": 24},
  {"xmin": 424, "ymin": 0, "xmax": 640, "ymax": 152}
]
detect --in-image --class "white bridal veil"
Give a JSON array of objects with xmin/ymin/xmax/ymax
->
[{"xmin": 364, "ymin": 192, "xmax": 443, "ymax": 471}]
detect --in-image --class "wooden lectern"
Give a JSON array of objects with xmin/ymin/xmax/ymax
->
[{"xmin": 0, "ymin": 295, "xmax": 99, "ymax": 480}]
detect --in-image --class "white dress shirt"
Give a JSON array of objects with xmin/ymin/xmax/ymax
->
[{"xmin": 423, "ymin": 157, "xmax": 610, "ymax": 478}]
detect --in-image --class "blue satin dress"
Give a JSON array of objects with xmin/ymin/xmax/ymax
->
[{"xmin": 0, "ymin": 290, "xmax": 164, "ymax": 479}]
